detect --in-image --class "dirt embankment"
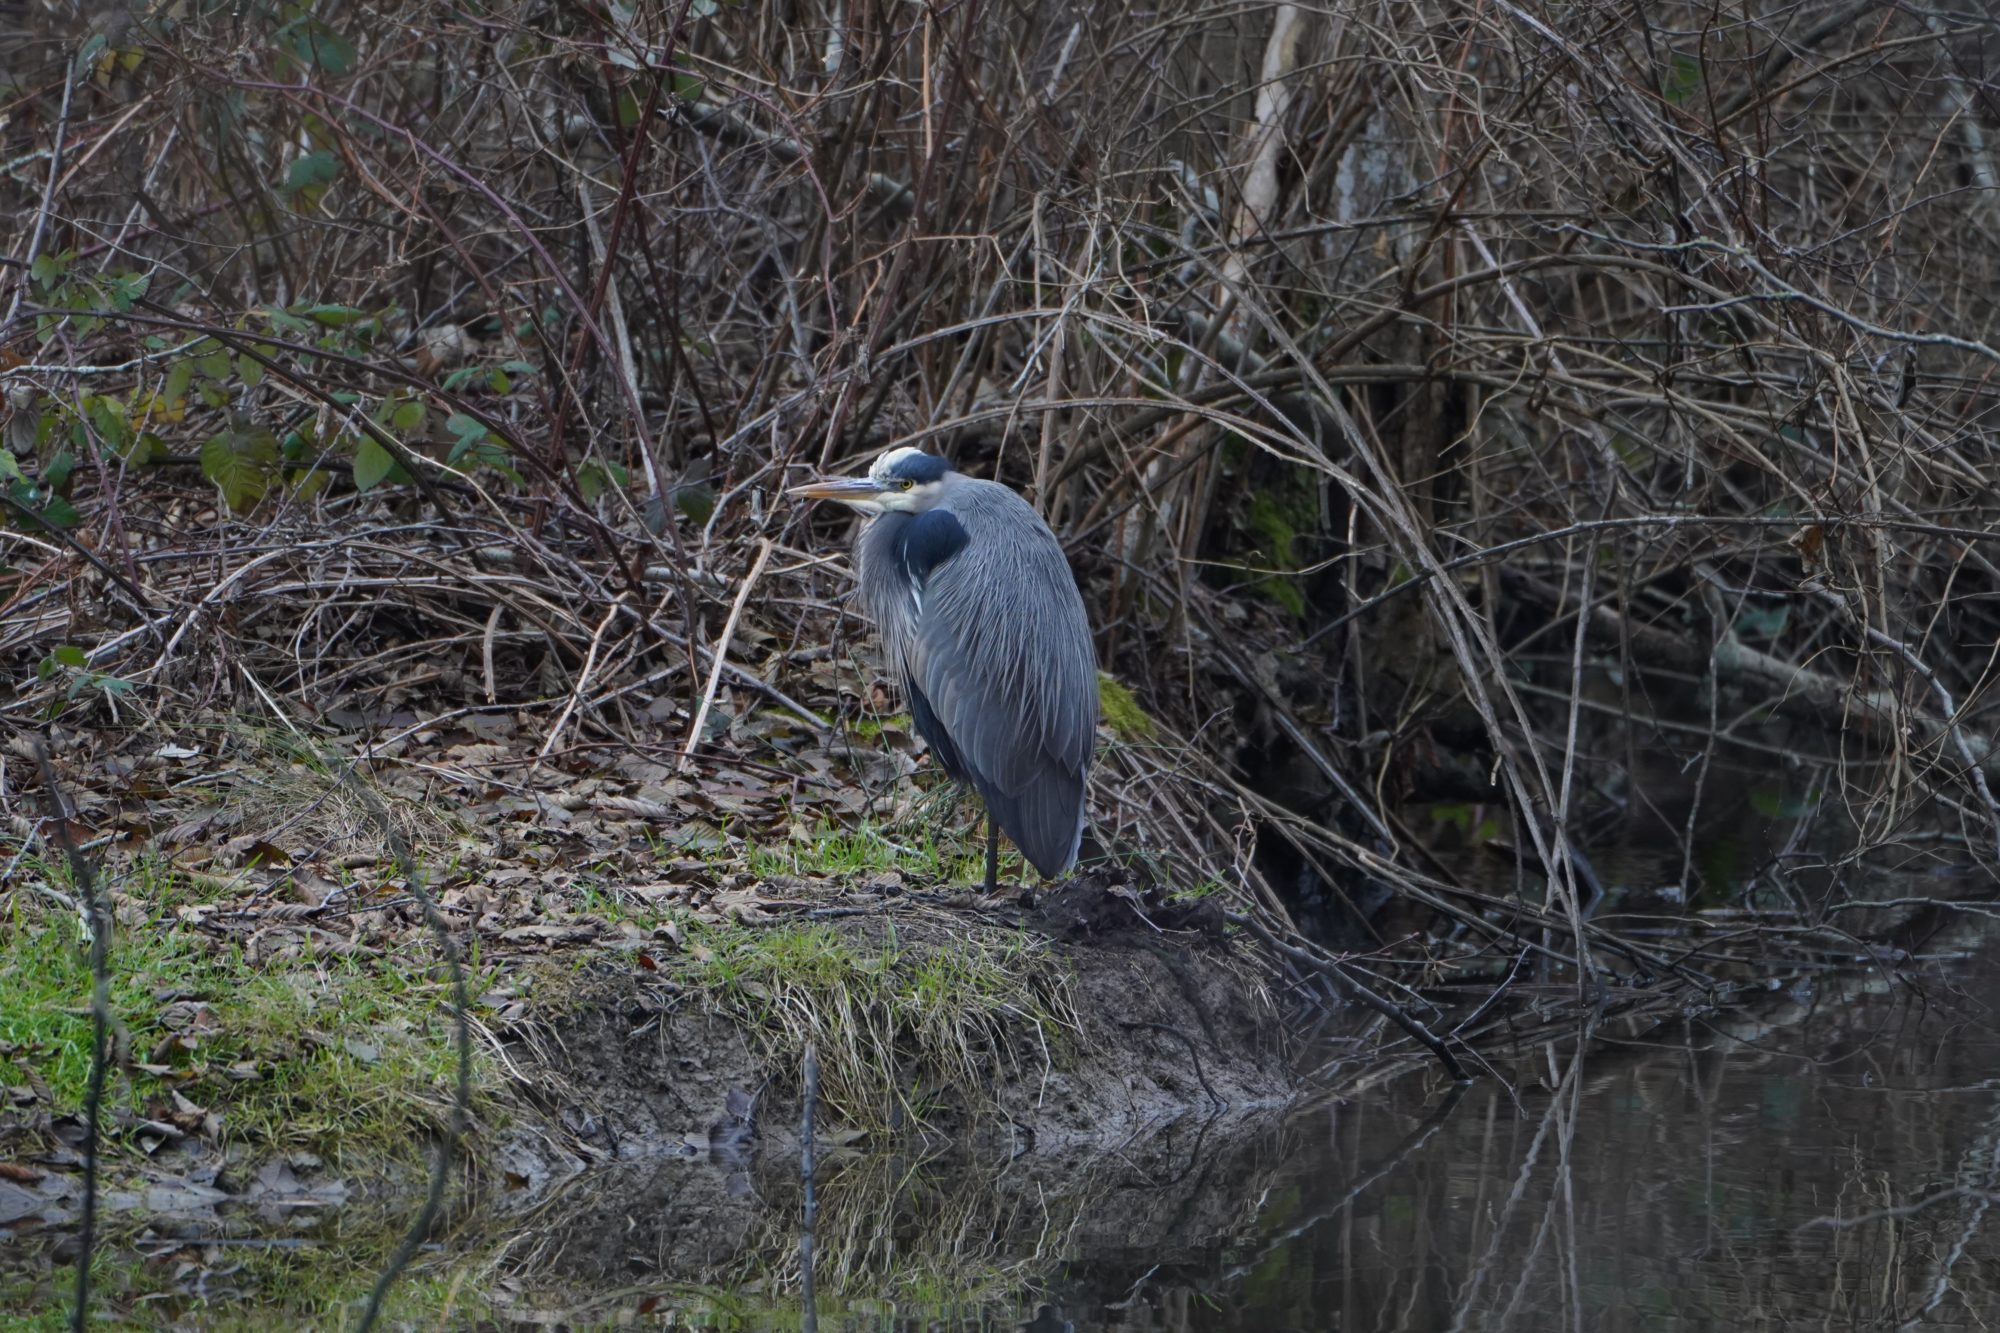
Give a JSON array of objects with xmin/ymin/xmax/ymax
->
[
  {"xmin": 467, "ymin": 874, "xmax": 1297, "ymax": 1316},
  {"xmin": 501, "ymin": 873, "xmax": 1295, "ymax": 1182}
]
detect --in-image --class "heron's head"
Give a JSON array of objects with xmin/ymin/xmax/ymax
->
[{"xmin": 788, "ymin": 446, "xmax": 952, "ymax": 515}]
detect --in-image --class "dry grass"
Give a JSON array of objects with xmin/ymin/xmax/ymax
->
[{"xmin": 676, "ymin": 917, "xmax": 1079, "ymax": 1132}]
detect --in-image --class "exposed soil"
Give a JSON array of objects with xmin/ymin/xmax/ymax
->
[
  {"xmin": 465, "ymin": 876, "xmax": 1297, "ymax": 1318},
  {"xmin": 503, "ymin": 870, "xmax": 1293, "ymax": 1181}
]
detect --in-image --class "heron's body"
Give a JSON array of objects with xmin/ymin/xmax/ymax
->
[{"xmin": 791, "ymin": 449, "xmax": 1096, "ymax": 890}]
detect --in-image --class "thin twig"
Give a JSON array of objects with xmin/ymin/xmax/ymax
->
[
  {"xmin": 799, "ymin": 1042, "xmax": 820, "ymax": 1333},
  {"xmin": 31, "ymin": 740, "xmax": 107, "ymax": 1333},
  {"xmin": 681, "ymin": 538, "xmax": 774, "ymax": 770}
]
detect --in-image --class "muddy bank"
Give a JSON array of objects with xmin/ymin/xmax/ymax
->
[
  {"xmin": 2, "ymin": 873, "xmax": 1298, "ymax": 1320},
  {"xmin": 460, "ymin": 872, "xmax": 1305, "ymax": 1321},
  {"xmin": 499, "ymin": 873, "xmax": 1295, "ymax": 1181}
]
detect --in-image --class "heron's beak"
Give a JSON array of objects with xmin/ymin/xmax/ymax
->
[{"xmin": 788, "ymin": 476, "xmax": 887, "ymax": 505}]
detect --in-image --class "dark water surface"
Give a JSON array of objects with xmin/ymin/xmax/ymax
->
[{"xmin": 490, "ymin": 917, "xmax": 2000, "ymax": 1332}]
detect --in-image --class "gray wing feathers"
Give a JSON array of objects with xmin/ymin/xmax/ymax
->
[{"xmin": 856, "ymin": 480, "xmax": 1096, "ymax": 877}]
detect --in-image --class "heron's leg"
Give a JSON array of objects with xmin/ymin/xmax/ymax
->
[{"xmin": 984, "ymin": 817, "xmax": 999, "ymax": 896}]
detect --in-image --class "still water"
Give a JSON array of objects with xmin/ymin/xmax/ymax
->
[{"xmin": 486, "ymin": 919, "xmax": 2000, "ymax": 1331}]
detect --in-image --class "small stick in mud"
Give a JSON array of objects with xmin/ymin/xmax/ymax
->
[
  {"xmin": 799, "ymin": 1043, "xmax": 820, "ymax": 1333},
  {"xmin": 1120, "ymin": 1020, "xmax": 1226, "ymax": 1108}
]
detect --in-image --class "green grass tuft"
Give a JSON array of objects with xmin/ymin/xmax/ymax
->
[
  {"xmin": 674, "ymin": 919, "xmax": 1074, "ymax": 1131},
  {"xmin": 749, "ymin": 817, "xmax": 994, "ymax": 886}
]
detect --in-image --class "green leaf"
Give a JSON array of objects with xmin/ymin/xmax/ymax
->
[
  {"xmin": 673, "ymin": 73, "xmax": 705, "ymax": 101},
  {"xmin": 83, "ymin": 396, "xmax": 130, "ymax": 450},
  {"xmin": 200, "ymin": 431, "xmax": 271, "ymax": 512},
  {"xmin": 43, "ymin": 450, "xmax": 75, "ymax": 491},
  {"xmin": 389, "ymin": 398, "xmax": 427, "ymax": 433},
  {"xmin": 352, "ymin": 436, "xmax": 395, "ymax": 491},
  {"xmin": 103, "ymin": 270, "xmax": 149, "ymax": 310},
  {"xmin": 284, "ymin": 150, "xmax": 341, "ymax": 193},
  {"xmin": 444, "ymin": 413, "xmax": 489, "ymax": 464},
  {"xmin": 261, "ymin": 306, "xmax": 314, "ymax": 336},
  {"xmin": 163, "ymin": 358, "xmax": 194, "ymax": 405},
  {"xmin": 237, "ymin": 354, "xmax": 264, "ymax": 388},
  {"xmin": 671, "ymin": 477, "xmax": 715, "ymax": 524},
  {"xmin": 301, "ymin": 304, "xmax": 367, "ymax": 327},
  {"xmin": 30, "ymin": 253, "xmax": 62, "ymax": 289},
  {"xmin": 1663, "ymin": 53, "xmax": 1701, "ymax": 106},
  {"xmin": 72, "ymin": 33, "xmax": 107, "ymax": 78},
  {"xmin": 292, "ymin": 467, "xmax": 331, "ymax": 502},
  {"xmin": 197, "ymin": 349, "xmax": 233, "ymax": 381},
  {"xmin": 289, "ymin": 17, "xmax": 356, "ymax": 76},
  {"xmin": 38, "ymin": 495, "xmax": 78, "ymax": 528},
  {"xmin": 52, "ymin": 644, "xmax": 87, "ymax": 669}
]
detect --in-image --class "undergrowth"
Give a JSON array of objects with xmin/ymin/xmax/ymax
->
[{"xmin": 0, "ymin": 855, "xmax": 486, "ymax": 1171}]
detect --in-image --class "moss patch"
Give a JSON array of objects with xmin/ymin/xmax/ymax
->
[
  {"xmin": 1244, "ymin": 475, "xmax": 1319, "ymax": 618},
  {"xmin": 1098, "ymin": 672, "xmax": 1158, "ymax": 742}
]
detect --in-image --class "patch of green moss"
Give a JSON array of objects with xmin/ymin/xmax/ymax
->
[
  {"xmin": 1098, "ymin": 673, "xmax": 1157, "ymax": 742},
  {"xmin": 1245, "ymin": 477, "xmax": 1317, "ymax": 618},
  {"xmin": 850, "ymin": 712, "xmax": 911, "ymax": 740},
  {"xmin": 1247, "ymin": 491, "xmax": 1299, "ymax": 560}
]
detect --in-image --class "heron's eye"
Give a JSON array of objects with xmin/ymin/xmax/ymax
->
[{"xmin": 897, "ymin": 477, "xmax": 915, "ymax": 490}]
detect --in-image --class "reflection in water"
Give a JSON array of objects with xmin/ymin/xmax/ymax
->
[
  {"xmin": 499, "ymin": 927, "xmax": 2000, "ymax": 1331},
  {"xmin": 1249, "ymin": 959, "xmax": 2000, "ymax": 1333}
]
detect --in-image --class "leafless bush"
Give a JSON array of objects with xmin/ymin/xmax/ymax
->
[{"xmin": 4, "ymin": 0, "xmax": 1999, "ymax": 1007}]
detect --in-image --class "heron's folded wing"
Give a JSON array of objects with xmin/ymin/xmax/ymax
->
[{"xmin": 907, "ymin": 511, "xmax": 1096, "ymax": 798}]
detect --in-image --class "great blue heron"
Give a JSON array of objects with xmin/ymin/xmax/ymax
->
[{"xmin": 790, "ymin": 447, "xmax": 1097, "ymax": 895}]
